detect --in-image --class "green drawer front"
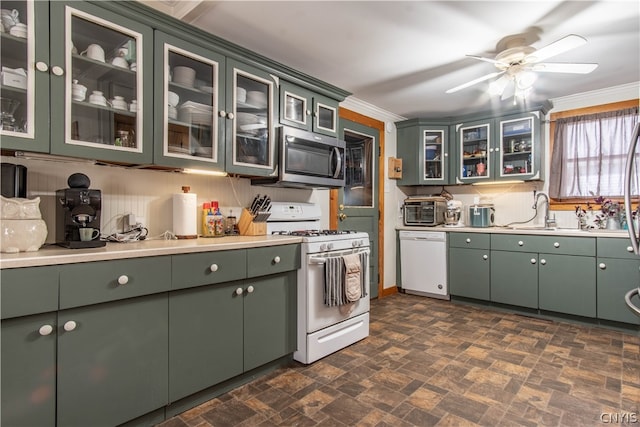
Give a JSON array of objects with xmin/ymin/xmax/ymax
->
[
  {"xmin": 597, "ymin": 237, "xmax": 638, "ymax": 259},
  {"xmin": 59, "ymin": 256, "xmax": 171, "ymax": 309},
  {"xmin": 171, "ymin": 249, "xmax": 247, "ymax": 290},
  {"xmin": 1, "ymin": 266, "xmax": 59, "ymax": 319},
  {"xmin": 247, "ymin": 244, "xmax": 301, "ymax": 278},
  {"xmin": 491, "ymin": 234, "xmax": 595, "ymax": 256},
  {"xmin": 448, "ymin": 232, "xmax": 490, "ymax": 249}
]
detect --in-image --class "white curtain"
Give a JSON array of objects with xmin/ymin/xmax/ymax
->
[{"xmin": 549, "ymin": 107, "xmax": 639, "ymax": 199}]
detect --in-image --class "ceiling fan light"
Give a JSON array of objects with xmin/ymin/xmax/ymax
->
[
  {"xmin": 488, "ymin": 75, "xmax": 510, "ymax": 96},
  {"xmin": 516, "ymin": 71, "xmax": 537, "ymax": 89}
]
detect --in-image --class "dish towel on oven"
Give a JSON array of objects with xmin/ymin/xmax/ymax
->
[{"xmin": 324, "ymin": 252, "xmax": 368, "ymax": 307}]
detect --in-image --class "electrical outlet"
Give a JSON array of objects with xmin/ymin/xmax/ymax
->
[{"xmin": 124, "ymin": 214, "xmax": 136, "ymax": 232}]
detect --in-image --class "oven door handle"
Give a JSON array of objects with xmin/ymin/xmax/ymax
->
[
  {"xmin": 309, "ymin": 249, "xmax": 370, "ymax": 264},
  {"xmin": 330, "ymin": 147, "xmax": 343, "ymax": 179}
]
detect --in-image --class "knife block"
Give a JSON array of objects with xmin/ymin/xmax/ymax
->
[{"xmin": 238, "ymin": 208, "xmax": 267, "ymax": 236}]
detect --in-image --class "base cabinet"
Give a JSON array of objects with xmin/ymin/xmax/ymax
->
[
  {"xmin": 597, "ymin": 258, "xmax": 640, "ymax": 325},
  {"xmin": 57, "ymin": 294, "xmax": 168, "ymax": 427},
  {"xmin": 1, "ymin": 312, "xmax": 57, "ymax": 427},
  {"xmin": 449, "ymin": 247, "xmax": 490, "ymax": 300},
  {"xmin": 490, "ymin": 251, "xmax": 538, "ymax": 308}
]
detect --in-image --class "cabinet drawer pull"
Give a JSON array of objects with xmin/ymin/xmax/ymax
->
[
  {"xmin": 482, "ymin": 254, "xmax": 488, "ymax": 260},
  {"xmin": 35, "ymin": 62, "xmax": 49, "ymax": 72},
  {"xmin": 219, "ymin": 110, "xmax": 226, "ymax": 117},
  {"xmin": 247, "ymin": 285, "xmax": 255, "ymax": 294},
  {"xmin": 518, "ymin": 241, "xmax": 524, "ymax": 246},
  {"xmin": 553, "ymin": 242, "xmax": 560, "ymax": 248},
  {"xmin": 466, "ymin": 238, "xmax": 471, "ymax": 243},
  {"xmin": 63, "ymin": 321, "xmax": 77, "ymax": 332},
  {"xmin": 210, "ymin": 263, "xmax": 219, "ymax": 272},
  {"xmin": 540, "ymin": 259, "xmax": 546, "ymax": 265},
  {"xmin": 531, "ymin": 258, "xmax": 537, "ymax": 264},
  {"xmin": 117, "ymin": 275, "xmax": 129, "ymax": 285},
  {"xmin": 273, "ymin": 256, "xmax": 281, "ymax": 264},
  {"xmin": 51, "ymin": 65, "xmax": 64, "ymax": 76},
  {"xmin": 599, "ymin": 263, "xmax": 606, "ymax": 270},
  {"xmin": 235, "ymin": 287, "xmax": 244, "ymax": 296},
  {"xmin": 39, "ymin": 324, "xmax": 54, "ymax": 336},
  {"xmin": 627, "ymin": 246, "xmax": 634, "ymax": 253}
]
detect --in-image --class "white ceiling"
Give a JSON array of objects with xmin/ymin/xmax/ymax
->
[{"xmin": 142, "ymin": 0, "xmax": 640, "ymax": 119}]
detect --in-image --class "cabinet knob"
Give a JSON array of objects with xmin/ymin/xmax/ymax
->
[
  {"xmin": 210, "ymin": 263, "xmax": 219, "ymax": 272},
  {"xmin": 444, "ymin": 153, "xmax": 448, "ymax": 157},
  {"xmin": 63, "ymin": 321, "xmax": 77, "ymax": 332},
  {"xmin": 51, "ymin": 66, "xmax": 64, "ymax": 76},
  {"xmin": 235, "ymin": 287, "xmax": 244, "ymax": 295},
  {"xmin": 489, "ymin": 148, "xmax": 494, "ymax": 153},
  {"xmin": 540, "ymin": 259, "xmax": 547, "ymax": 265},
  {"xmin": 227, "ymin": 112, "xmax": 235, "ymax": 119},
  {"xmin": 39, "ymin": 324, "xmax": 54, "ymax": 336},
  {"xmin": 482, "ymin": 254, "xmax": 488, "ymax": 260},
  {"xmin": 247, "ymin": 285, "xmax": 255, "ymax": 294},
  {"xmin": 306, "ymin": 110, "xmax": 312, "ymax": 116},
  {"xmin": 219, "ymin": 110, "xmax": 226, "ymax": 117},
  {"xmin": 494, "ymin": 147, "xmax": 500, "ymax": 152},
  {"xmin": 117, "ymin": 275, "xmax": 129, "ymax": 285},
  {"xmin": 466, "ymin": 238, "xmax": 471, "ymax": 243},
  {"xmin": 627, "ymin": 246, "xmax": 634, "ymax": 253},
  {"xmin": 518, "ymin": 241, "xmax": 524, "ymax": 246},
  {"xmin": 599, "ymin": 263, "xmax": 606, "ymax": 270},
  {"xmin": 35, "ymin": 62, "xmax": 49, "ymax": 72},
  {"xmin": 553, "ymin": 242, "xmax": 560, "ymax": 248},
  {"xmin": 531, "ymin": 258, "xmax": 537, "ymax": 264},
  {"xmin": 273, "ymin": 256, "xmax": 281, "ymax": 264}
]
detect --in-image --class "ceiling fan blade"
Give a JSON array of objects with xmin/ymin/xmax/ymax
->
[
  {"xmin": 500, "ymin": 80, "xmax": 515, "ymax": 101},
  {"xmin": 445, "ymin": 71, "xmax": 505, "ymax": 94},
  {"xmin": 529, "ymin": 62, "xmax": 598, "ymax": 74},
  {"xmin": 466, "ymin": 55, "xmax": 506, "ymax": 66},
  {"xmin": 523, "ymin": 34, "xmax": 587, "ymax": 63}
]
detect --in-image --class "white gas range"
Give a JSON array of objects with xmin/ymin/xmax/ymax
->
[{"xmin": 267, "ymin": 202, "xmax": 370, "ymax": 364}]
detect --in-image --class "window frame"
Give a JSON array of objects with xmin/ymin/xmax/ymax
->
[{"xmin": 549, "ymin": 99, "xmax": 639, "ymax": 211}]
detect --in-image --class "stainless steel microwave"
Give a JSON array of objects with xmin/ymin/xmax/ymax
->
[
  {"xmin": 403, "ymin": 196, "xmax": 447, "ymax": 226},
  {"xmin": 252, "ymin": 126, "xmax": 345, "ymax": 189}
]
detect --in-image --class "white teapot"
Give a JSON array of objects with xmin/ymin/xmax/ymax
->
[{"xmin": 0, "ymin": 196, "xmax": 48, "ymax": 253}]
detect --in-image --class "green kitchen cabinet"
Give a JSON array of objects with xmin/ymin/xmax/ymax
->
[
  {"xmin": 596, "ymin": 238, "xmax": 640, "ymax": 325},
  {"xmin": 49, "ymin": 1, "xmax": 154, "ymax": 164},
  {"xmin": 490, "ymin": 250, "xmax": 539, "ymax": 308},
  {"xmin": 279, "ymin": 80, "xmax": 339, "ymax": 137},
  {"xmin": 396, "ymin": 120, "xmax": 451, "ymax": 185},
  {"xmin": 449, "ymin": 233, "xmax": 491, "ymax": 300},
  {"xmin": 0, "ymin": 0, "xmax": 50, "ymax": 153},
  {"xmin": 538, "ymin": 253, "xmax": 596, "ymax": 318},
  {"xmin": 57, "ymin": 294, "xmax": 168, "ymax": 427},
  {"xmin": 225, "ymin": 58, "xmax": 278, "ymax": 177},
  {"xmin": 153, "ymin": 30, "xmax": 226, "ymax": 171}
]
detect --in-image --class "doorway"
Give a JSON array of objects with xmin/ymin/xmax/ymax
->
[{"xmin": 331, "ymin": 108, "xmax": 384, "ymax": 299}]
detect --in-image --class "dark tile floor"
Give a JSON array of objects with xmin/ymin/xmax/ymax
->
[{"xmin": 158, "ymin": 293, "xmax": 640, "ymax": 427}]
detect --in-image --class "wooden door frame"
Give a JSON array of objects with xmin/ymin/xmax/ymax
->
[{"xmin": 331, "ymin": 108, "xmax": 386, "ymax": 298}]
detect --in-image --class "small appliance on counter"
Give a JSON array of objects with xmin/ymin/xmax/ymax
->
[
  {"xmin": 468, "ymin": 203, "xmax": 495, "ymax": 227},
  {"xmin": 56, "ymin": 173, "xmax": 106, "ymax": 248},
  {"xmin": 403, "ymin": 196, "xmax": 447, "ymax": 226},
  {"xmin": 1, "ymin": 163, "xmax": 27, "ymax": 198},
  {"xmin": 444, "ymin": 199, "xmax": 463, "ymax": 227}
]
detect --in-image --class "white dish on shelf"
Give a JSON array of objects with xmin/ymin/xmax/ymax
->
[{"xmin": 246, "ymin": 91, "xmax": 267, "ymax": 108}]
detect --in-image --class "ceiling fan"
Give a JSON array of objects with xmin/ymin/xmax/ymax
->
[{"xmin": 446, "ymin": 34, "xmax": 598, "ymax": 100}]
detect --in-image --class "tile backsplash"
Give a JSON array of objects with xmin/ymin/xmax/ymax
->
[{"xmin": 2, "ymin": 155, "xmax": 328, "ymax": 243}]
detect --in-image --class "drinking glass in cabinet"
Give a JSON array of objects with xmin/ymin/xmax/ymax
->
[
  {"xmin": 0, "ymin": 0, "xmax": 33, "ymax": 137},
  {"xmin": 164, "ymin": 47, "xmax": 218, "ymax": 161},
  {"xmin": 235, "ymin": 72, "xmax": 271, "ymax": 167},
  {"xmin": 68, "ymin": 10, "xmax": 141, "ymax": 150}
]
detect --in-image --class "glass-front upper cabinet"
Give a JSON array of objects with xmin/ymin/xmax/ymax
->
[
  {"xmin": 498, "ymin": 112, "xmax": 541, "ymax": 180},
  {"xmin": 423, "ymin": 129, "xmax": 446, "ymax": 182},
  {"xmin": 457, "ymin": 122, "xmax": 491, "ymax": 183},
  {"xmin": 226, "ymin": 59, "xmax": 276, "ymax": 176},
  {"xmin": 153, "ymin": 31, "xmax": 225, "ymax": 171},
  {"xmin": 279, "ymin": 81, "xmax": 338, "ymax": 137},
  {"xmin": 0, "ymin": 0, "xmax": 49, "ymax": 152},
  {"xmin": 49, "ymin": 2, "xmax": 153, "ymax": 164}
]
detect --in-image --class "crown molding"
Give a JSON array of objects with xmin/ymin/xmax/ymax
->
[
  {"xmin": 550, "ymin": 82, "xmax": 640, "ymax": 112},
  {"xmin": 340, "ymin": 96, "xmax": 406, "ymax": 125}
]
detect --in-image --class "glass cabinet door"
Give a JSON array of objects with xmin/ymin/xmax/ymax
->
[
  {"xmin": 423, "ymin": 129, "xmax": 445, "ymax": 181},
  {"xmin": 459, "ymin": 123, "xmax": 490, "ymax": 182},
  {"xmin": 228, "ymin": 60, "xmax": 275, "ymax": 175},
  {"xmin": 49, "ymin": 2, "xmax": 152, "ymax": 164},
  {"xmin": 0, "ymin": 0, "xmax": 49, "ymax": 152},
  {"xmin": 312, "ymin": 95, "xmax": 338, "ymax": 137},
  {"xmin": 154, "ymin": 33, "xmax": 224, "ymax": 170},
  {"xmin": 499, "ymin": 117, "xmax": 534, "ymax": 178},
  {"xmin": 282, "ymin": 89, "xmax": 310, "ymax": 129}
]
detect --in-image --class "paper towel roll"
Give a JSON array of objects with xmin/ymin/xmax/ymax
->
[{"xmin": 173, "ymin": 191, "xmax": 197, "ymax": 238}]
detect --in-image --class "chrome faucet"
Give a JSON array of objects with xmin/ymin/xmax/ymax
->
[{"xmin": 533, "ymin": 191, "xmax": 557, "ymax": 228}]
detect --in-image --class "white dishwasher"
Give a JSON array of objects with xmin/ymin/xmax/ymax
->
[{"xmin": 399, "ymin": 230, "xmax": 449, "ymax": 299}]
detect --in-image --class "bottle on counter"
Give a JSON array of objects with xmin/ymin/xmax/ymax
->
[
  {"xmin": 210, "ymin": 201, "xmax": 225, "ymax": 237},
  {"xmin": 202, "ymin": 202, "xmax": 214, "ymax": 237}
]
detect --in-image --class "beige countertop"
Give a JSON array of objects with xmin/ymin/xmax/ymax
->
[
  {"xmin": 0, "ymin": 235, "xmax": 303, "ymax": 269},
  {"xmin": 397, "ymin": 224, "xmax": 631, "ymax": 238}
]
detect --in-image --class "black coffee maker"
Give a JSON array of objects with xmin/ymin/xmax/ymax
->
[{"xmin": 56, "ymin": 173, "xmax": 106, "ymax": 248}]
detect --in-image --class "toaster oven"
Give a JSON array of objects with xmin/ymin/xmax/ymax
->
[{"xmin": 403, "ymin": 196, "xmax": 447, "ymax": 226}]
